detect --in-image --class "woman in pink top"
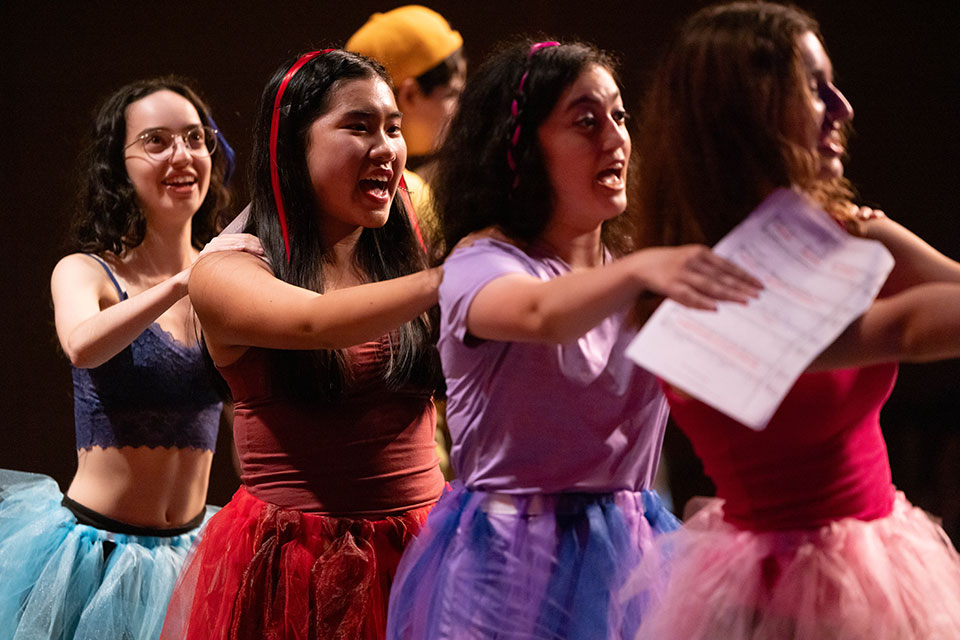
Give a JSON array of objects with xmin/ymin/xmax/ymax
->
[
  {"xmin": 629, "ymin": 3, "xmax": 960, "ymax": 638},
  {"xmin": 159, "ymin": 50, "xmax": 444, "ymax": 639}
]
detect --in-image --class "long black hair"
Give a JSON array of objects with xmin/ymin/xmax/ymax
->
[
  {"xmin": 432, "ymin": 39, "xmax": 637, "ymax": 259},
  {"xmin": 247, "ymin": 49, "xmax": 439, "ymax": 402},
  {"xmin": 69, "ymin": 77, "xmax": 232, "ymax": 255}
]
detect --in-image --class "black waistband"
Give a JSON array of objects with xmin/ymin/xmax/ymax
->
[{"xmin": 61, "ymin": 495, "xmax": 205, "ymax": 537}]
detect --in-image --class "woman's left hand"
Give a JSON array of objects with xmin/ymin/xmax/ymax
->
[{"xmin": 850, "ymin": 204, "xmax": 886, "ymax": 222}]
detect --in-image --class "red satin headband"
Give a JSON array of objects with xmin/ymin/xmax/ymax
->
[{"xmin": 270, "ymin": 49, "xmax": 335, "ymax": 262}]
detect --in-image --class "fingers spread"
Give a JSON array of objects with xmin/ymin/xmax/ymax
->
[
  {"xmin": 670, "ymin": 284, "xmax": 719, "ymax": 311},
  {"xmin": 680, "ymin": 271, "xmax": 750, "ymax": 304},
  {"xmin": 694, "ymin": 252, "xmax": 763, "ymax": 290},
  {"xmin": 681, "ymin": 251, "xmax": 762, "ymax": 302}
]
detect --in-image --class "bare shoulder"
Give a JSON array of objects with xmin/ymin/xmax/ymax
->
[
  {"xmin": 52, "ymin": 252, "xmax": 106, "ymax": 277},
  {"xmin": 191, "ymin": 250, "xmax": 273, "ymax": 283},
  {"xmin": 188, "ymin": 250, "xmax": 276, "ymax": 313},
  {"xmin": 51, "ymin": 252, "xmax": 114, "ymax": 293}
]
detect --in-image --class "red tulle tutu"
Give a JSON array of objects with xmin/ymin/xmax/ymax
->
[{"xmin": 160, "ymin": 487, "xmax": 431, "ymax": 640}]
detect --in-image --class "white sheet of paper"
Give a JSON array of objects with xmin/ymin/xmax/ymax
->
[
  {"xmin": 219, "ymin": 203, "xmax": 251, "ymax": 235},
  {"xmin": 625, "ymin": 188, "xmax": 894, "ymax": 430}
]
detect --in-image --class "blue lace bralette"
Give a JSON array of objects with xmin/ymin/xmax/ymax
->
[{"xmin": 71, "ymin": 255, "xmax": 220, "ymax": 451}]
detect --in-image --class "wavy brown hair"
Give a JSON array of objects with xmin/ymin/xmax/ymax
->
[
  {"xmin": 635, "ymin": 2, "xmax": 855, "ymax": 249},
  {"xmin": 69, "ymin": 77, "xmax": 232, "ymax": 256}
]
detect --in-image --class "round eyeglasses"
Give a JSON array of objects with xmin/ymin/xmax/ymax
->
[{"xmin": 123, "ymin": 125, "xmax": 218, "ymax": 161}]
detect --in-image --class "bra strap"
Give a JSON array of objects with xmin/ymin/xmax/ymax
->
[{"xmin": 83, "ymin": 254, "xmax": 128, "ymax": 300}]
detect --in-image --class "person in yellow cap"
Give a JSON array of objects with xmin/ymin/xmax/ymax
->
[
  {"xmin": 348, "ymin": 5, "xmax": 465, "ymax": 480},
  {"xmin": 347, "ymin": 4, "xmax": 465, "ymax": 247}
]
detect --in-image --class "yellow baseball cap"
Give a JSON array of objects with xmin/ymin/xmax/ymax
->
[{"xmin": 346, "ymin": 5, "xmax": 463, "ymax": 86}]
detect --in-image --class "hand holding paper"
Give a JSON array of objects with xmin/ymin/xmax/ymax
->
[{"xmin": 626, "ymin": 188, "xmax": 894, "ymax": 430}]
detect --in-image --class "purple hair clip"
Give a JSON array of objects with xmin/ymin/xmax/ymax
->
[{"xmin": 507, "ymin": 41, "xmax": 560, "ymax": 185}]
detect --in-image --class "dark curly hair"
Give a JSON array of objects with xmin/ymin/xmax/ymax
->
[
  {"xmin": 635, "ymin": 2, "xmax": 854, "ymax": 249},
  {"xmin": 432, "ymin": 38, "xmax": 637, "ymax": 260},
  {"xmin": 246, "ymin": 50, "xmax": 440, "ymax": 402},
  {"xmin": 68, "ymin": 77, "xmax": 232, "ymax": 256}
]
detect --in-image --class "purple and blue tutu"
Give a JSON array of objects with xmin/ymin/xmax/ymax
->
[
  {"xmin": 386, "ymin": 481, "xmax": 679, "ymax": 639},
  {"xmin": 0, "ymin": 469, "xmax": 214, "ymax": 640}
]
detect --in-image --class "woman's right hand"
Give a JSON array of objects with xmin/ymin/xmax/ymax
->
[
  {"xmin": 463, "ymin": 243, "xmax": 762, "ymax": 345},
  {"xmin": 634, "ymin": 245, "xmax": 763, "ymax": 310},
  {"xmin": 174, "ymin": 233, "xmax": 269, "ymax": 287},
  {"xmin": 198, "ymin": 233, "xmax": 267, "ymax": 261}
]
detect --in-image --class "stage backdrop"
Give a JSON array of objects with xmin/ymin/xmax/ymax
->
[{"xmin": 2, "ymin": 1, "xmax": 958, "ymax": 535}]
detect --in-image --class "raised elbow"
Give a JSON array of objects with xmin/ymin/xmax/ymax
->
[
  {"xmin": 297, "ymin": 316, "xmax": 342, "ymax": 350},
  {"xmin": 538, "ymin": 323, "xmax": 577, "ymax": 345},
  {"xmin": 60, "ymin": 329, "xmax": 116, "ymax": 368},
  {"xmin": 892, "ymin": 283, "xmax": 960, "ymax": 363},
  {"xmin": 898, "ymin": 319, "xmax": 945, "ymax": 363},
  {"xmin": 63, "ymin": 342, "xmax": 104, "ymax": 369},
  {"xmin": 536, "ymin": 311, "xmax": 589, "ymax": 345}
]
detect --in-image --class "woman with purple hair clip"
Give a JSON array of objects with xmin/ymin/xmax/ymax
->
[
  {"xmin": 385, "ymin": 39, "xmax": 762, "ymax": 639},
  {"xmin": 0, "ymin": 77, "xmax": 261, "ymax": 640}
]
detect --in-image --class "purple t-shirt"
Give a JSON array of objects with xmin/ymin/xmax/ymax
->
[{"xmin": 440, "ymin": 238, "xmax": 669, "ymax": 494}]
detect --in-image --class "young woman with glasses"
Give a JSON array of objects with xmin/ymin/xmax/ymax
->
[{"xmin": 0, "ymin": 77, "xmax": 262, "ymax": 640}]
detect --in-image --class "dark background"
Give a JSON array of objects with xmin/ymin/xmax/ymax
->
[{"xmin": 2, "ymin": 1, "xmax": 958, "ymax": 537}]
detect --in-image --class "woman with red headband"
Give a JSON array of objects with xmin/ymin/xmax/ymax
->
[
  {"xmin": 159, "ymin": 50, "xmax": 444, "ymax": 639},
  {"xmin": 385, "ymin": 39, "xmax": 761, "ymax": 640}
]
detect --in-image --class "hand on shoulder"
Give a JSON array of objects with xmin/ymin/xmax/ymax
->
[
  {"xmin": 190, "ymin": 247, "xmax": 273, "ymax": 290},
  {"xmin": 849, "ymin": 204, "xmax": 886, "ymax": 222},
  {"xmin": 199, "ymin": 233, "xmax": 268, "ymax": 263}
]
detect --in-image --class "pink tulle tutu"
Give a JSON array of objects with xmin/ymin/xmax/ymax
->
[{"xmin": 628, "ymin": 492, "xmax": 960, "ymax": 639}]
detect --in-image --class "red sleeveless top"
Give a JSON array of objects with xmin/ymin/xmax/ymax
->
[
  {"xmin": 665, "ymin": 363, "xmax": 898, "ymax": 531},
  {"xmin": 218, "ymin": 340, "xmax": 444, "ymax": 517}
]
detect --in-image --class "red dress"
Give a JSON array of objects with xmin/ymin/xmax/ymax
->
[
  {"xmin": 161, "ymin": 342, "xmax": 444, "ymax": 640},
  {"xmin": 631, "ymin": 364, "xmax": 960, "ymax": 639}
]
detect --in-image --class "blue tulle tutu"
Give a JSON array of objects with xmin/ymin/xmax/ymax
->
[
  {"xmin": 0, "ymin": 469, "xmax": 213, "ymax": 640},
  {"xmin": 386, "ymin": 481, "xmax": 680, "ymax": 639}
]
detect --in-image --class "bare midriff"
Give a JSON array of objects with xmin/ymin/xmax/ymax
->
[{"xmin": 67, "ymin": 445, "xmax": 213, "ymax": 528}]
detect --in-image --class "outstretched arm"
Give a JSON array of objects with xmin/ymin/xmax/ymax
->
[
  {"xmin": 860, "ymin": 215, "xmax": 960, "ymax": 295},
  {"xmin": 51, "ymin": 234, "xmax": 264, "ymax": 369},
  {"xmin": 466, "ymin": 245, "xmax": 762, "ymax": 344},
  {"xmin": 810, "ymin": 282, "xmax": 960, "ymax": 371},
  {"xmin": 52, "ymin": 254, "xmax": 189, "ymax": 368},
  {"xmin": 190, "ymin": 251, "xmax": 442, "ymax": 365}
]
